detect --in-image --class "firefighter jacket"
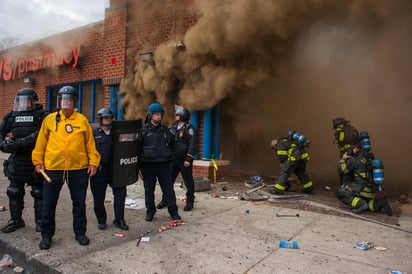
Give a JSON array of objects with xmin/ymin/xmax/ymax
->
[
  {"xmin": 276, "ymin": 138, "xmax": 310, "ymax": 163},
  {"xmin": 32, "ymin": 111, "xmax": 101, "ymax": 171},
  {"xmin": 334, "ymin": 124, "xmax": 360, "ymax": 152},
  {"xmin": 339, "ymin": 152, "xmax": 371, "ymax": 186},
  {"xmin": 171, "ymin": 121, "xmax": 198, "ymax": 163},
  {"xmin": 139, "ymin": 123, "xmax": 174, "ymax": 163}
]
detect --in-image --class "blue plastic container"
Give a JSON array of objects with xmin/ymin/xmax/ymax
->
[{"xmin": 279, "ymin": 240, "xmax": 298, "ymax": 249}]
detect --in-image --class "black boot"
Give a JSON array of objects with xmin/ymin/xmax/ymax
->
[
  {"xmin": 156, "ymin": 200, "xmax": 168, "ymax": 209},
  {"xmin": 184, "ymin": 202, "xmax": 194, "ymax": 211},
  {"xmin": 1, "ymin": 219, "xmax": 26, "ymax": 233},
  {"xmin": 352, "ymin": 200, "xmax": 368, "ymax": 214},
  {"xmin": 375, "ymin": 197, "xmax": 393, "ymax": 216}
]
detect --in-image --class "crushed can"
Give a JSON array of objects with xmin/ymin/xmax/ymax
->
[
  {"xmin": 159, "ymin": 226, "xmax": 167, "ymax": 232},
  {"xmin": 114, "ymin": 233, "xmax": 125, "ymax": 238},
  {"xmin": 0, "ymin": 205, "xmax": 6, "ymax": 211}
]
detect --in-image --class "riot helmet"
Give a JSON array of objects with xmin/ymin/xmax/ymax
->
[
  {"xmin": 97, "ymin": 108, "xmax": 114, "ymax": 127},
  {"xmin": 13, "ymin": 88, "xmax": 38, "ymax": 111},
  {"xmin": 147, "ymin": 103, "xmax": 164, "ymax": 125},
  {"xmin": 57, "ymin": 86, "xmax": 78, "ymax": 110},
  {"xmin": 174, "ymin": 105, "xmax": 190, "ymax": 122},
  {"xmin": 332, "ymin": 117, "xmax": 348, "ymax": 129}
]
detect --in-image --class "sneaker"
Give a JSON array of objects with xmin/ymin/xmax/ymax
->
[
  {"xmin": 184, "ymin": 204, "xmax": 193, "ymax": 211},
  {"xmin": 1, "ymin": 219, "xmax": 25, "ymax": 233},
  {"xmin": 98, "ymin": 223, "xmax": 107, "ymax": 230},
  {"xmin": 39, "ymin": 238, "xmax": 52, "ymax": 250},
  {"xmin": 113, "ymin": 220, "xmax": 129, "ymax": 230},
  {"xmin": 268, "ymin": 188, "xmax": 284, "ymax": 195},
  {"xmin": 75, "ymin": 235, "xmax": 90, "ymax": 246},
  {"xmin": 156, "ymin": 200, "xmax": 168, "ymax": 209}
]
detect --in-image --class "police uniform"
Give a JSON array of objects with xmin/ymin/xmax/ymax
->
[
  {"xmin": 159, "ymin": 120, "xmax": 197, "ymax": 211},
  {"xmin": 140, "ymin": 122, "xmax": 180, "ymax": 221},
  {"xmin": 90, "ymin": 127, "xmax": 128, "ymax": 230},
  {"xmin": 270, "ymin": 137, "xmax": 314, "ymax": 194},
  {"xmin": 0, "ymin": 103, "xmax": 48, "ymax": 233},
  {"xmin": 335, "ymin": 150, "xmax": 392, "ymax": 215}
]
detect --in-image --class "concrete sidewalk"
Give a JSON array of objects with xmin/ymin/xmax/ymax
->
[{"xmin": 0, "ymin": 151, "xmax": 411, "ymax": 273}]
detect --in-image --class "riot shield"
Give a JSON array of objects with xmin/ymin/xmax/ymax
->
[{"xmin": 111, "ymin": 119, "xmax": 142, "ymax": 187}]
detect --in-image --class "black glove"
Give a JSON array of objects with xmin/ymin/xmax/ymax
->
[
  {"xmin": 2, "ymin": 139, "xmax": 21, "ymax": 153},
  {"xmin": 0, "ymin": 141, "xmax": 7, "ymax": 153}
]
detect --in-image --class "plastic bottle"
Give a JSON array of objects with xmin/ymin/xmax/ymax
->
[{"xmin": 279, "ymin": 240, "xmax": 298, "ymax": 249}]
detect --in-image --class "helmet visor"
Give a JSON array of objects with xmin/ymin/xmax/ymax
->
[
  {"xmin": 58, "ymin": 94, "xmax": 76, "ymax": 110},
  {"xmin": 14, "ymin": 95, "xmax": 34, "ymax": 111}
]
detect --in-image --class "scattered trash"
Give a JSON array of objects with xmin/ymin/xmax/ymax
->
[
  {"xmin": 0, "ymin": 205, "xmax": 6, "ymax": 211},
  {"xmin": 276, "ymin": 213, "xmax": 299, "ymax": 217},
  {"xmin": 324, "ymin": 186, "xmax": 331, "ymax": 190},
  {"xmin": 136, "ymin": 229, "xmax": 154, "ymax": 247},
  {"xmin": 13, "ymin": 266, "xmax": 25, "ymax": 273},
  {"xmin": 279, "ymin": 240, "xmax": 299, "ymax": 249},
  {"xmin": 124, "ymin": 198, "xmax": 146, "ymax": 210},
  {"xmin": 210, "ymin": 193, "xmax": 220, "ymax": 198},
  {"xmin": 159, "ymin": 226, "xmax": 167, "ymax": 232},
  {"xmin": 169, "ymin": 220, "xmax": 183, "ymax": 227},
  {"xmin": 374, "ymin": 246, "xmax": 388, "ymax": 251},
  {"xmin": 114, "ymin": 233, "xmax": 125, "ymax": 238},
  {"xmin": 245, "ymin": 209, "xmax": 250, "ymax": 214},
  {"xmin": 354, "ymin": 241, "xmax": 374, "ymax": 250},
  {"xmin": 387, "ymin": 269, "xmax": 407, "ymax": 274},
  {"xmin": 222, "ymin": 186, "xmax": 228, "ymax": 191},
  {"xmin": 0, "ymin": 254, "xmax": 14, "ymax": 269},
  {"xmin": 254, "ymin": 202, "xmax": 265, "ymax": 205}
]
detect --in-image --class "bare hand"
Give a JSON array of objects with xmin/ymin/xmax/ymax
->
[
  {"xmin": 88, "ymin": 165, "xmax": 97, "ymax": 177},
  {"xmin": 35, "ymin": 164, "xmax": 44, "ymax": 173},
  {"xmin": 184, "ymin": 161, "xmax": 191, "ymax": 167}
]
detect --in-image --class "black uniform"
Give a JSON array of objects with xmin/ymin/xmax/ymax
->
[
  {"xmin": 0, "ymin": 104, "xmax": 48, "ymax": 233},
  {"xmin": 90, "ymin": 127, "xmax": 128, "ymax": 229},
  {"xmin": 139, "ymin": 122, "xmax": 180, "ymax": 221},
  {"xmin": 335, "ymin": 151, "xmax": 392, "ymax": 215},
  {"xmin": 159, "ymin": 121, "xmax": 197, "ymax": 210}
]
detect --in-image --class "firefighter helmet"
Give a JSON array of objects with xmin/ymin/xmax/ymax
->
[{"xmin": 332, "ymin": 117, "xmax": 348, "ymax": 129}]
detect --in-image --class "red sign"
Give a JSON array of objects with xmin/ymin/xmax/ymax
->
[{"xmin": 0, "ymin": 45, "xmax": 84, "ymax": 81}]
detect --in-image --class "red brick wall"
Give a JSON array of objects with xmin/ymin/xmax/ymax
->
[{"xmin": 0, "ymin": 23, "xmax": 105, "ymax": 118}]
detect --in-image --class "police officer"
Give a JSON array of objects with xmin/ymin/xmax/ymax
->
[
  {"xmin": 0, "ymin": 88, "xmax": 48, "ymax": 233},
  {"xmin": 90, "ymin": 108, "xmax": 128, "ymax": 230},
  {"xmin": 32, "ymin": 86, "xmax": 100, "ymax": 250},
  {"xmin": 139, "ymin": 103, "xmax": 181, "ymax": 222},
  {"xmin": 269, "ymin": 131, "xmax": 314, "ymax": 195},
  {"xmin": 335, "ymin": 145, "xmax": 392, "ymax": 215},
  {"xmin": 157, "ymin": 106, "xmax": 197, "ymax": 211}
]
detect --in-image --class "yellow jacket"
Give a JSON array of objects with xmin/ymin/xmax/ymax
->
[{"xmin": 32, "ymin": 111, "xmax": 100, "ymax": 170}]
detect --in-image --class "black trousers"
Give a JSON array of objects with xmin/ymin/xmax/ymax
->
[
  {"xmin": 162, "ymin": 158, "xmax": 195, "ymax": 205},
  {"xmin": 141, "ymin": 161, "xmax": 178, "ymax": 217},
  {"xmin": 90, "ymin": 173, "xmax": 127, "ymax": 225}
]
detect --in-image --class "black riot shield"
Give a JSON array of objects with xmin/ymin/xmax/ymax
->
[{"xmin": 111, "ymin": 119, "xmax": 142, "ymax": 187}]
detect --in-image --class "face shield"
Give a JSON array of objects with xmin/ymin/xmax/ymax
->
[
  {"xmin": 57, "ymin": 94, "xmax": 77, "ymax": 110},
  {"xmin": 13, "ymin": 95, "xmax": 34, "ymax": 111}
]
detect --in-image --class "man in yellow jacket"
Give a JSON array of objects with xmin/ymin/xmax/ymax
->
[{"xmin": 32, "ymin": 86, "xmax": 100, "ymax": 250}]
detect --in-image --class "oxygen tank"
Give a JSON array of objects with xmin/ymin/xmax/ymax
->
[
  {"xmin": 360, "ymin": 131, "xmax": 371, "ymax": 152},
  {"xmin": 292, "ymin": 132, "xmax": 310, "ymax": 144},
  {"xmin": 371, "ymin": 158, "xmax": 384, "ymax": 189}
]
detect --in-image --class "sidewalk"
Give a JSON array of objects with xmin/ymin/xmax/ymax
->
[{"xmin": 0, "ymin": 151, "xmax": 411, "ymax": 273}]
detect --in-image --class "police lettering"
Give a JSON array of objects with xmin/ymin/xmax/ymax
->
[
  {"xmin": 120, "ymin": 156, "xmax": 138, "ymax": 165},
  {"xmin": 15, "ymin": 116, "xmax": 34, "ymax": 122}
]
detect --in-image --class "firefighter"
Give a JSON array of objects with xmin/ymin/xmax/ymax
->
[
  {"xmin": 335, "ymin": 145, "xmax": 392, "ymax": 215},
  {"xmin": 269, "ymin": 132, "xmax": 314, "ymax": 195},
  {"xmin": 90, "ymin": 108, "xmax": 128, "ymax": 230},
  {"xmin": 332, "ymin": 117, "xmax": 360, "ymax": 157},
  {"xmin": 157, "ymin": 106, "xmax": 198, "ymax": 211},
  {"xmin": 32, "ymin": 86, "xmax": 100, "ymax": 250},
  {"xmin": 0, "ymin": 88, "xmax": 48, "ymax": 233},
  {"xmin": 139, "ymin": 103, "xmax": 181, "ymax": 222}
]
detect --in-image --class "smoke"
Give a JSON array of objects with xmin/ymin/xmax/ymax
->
[{"xmin": 122, "ymin": 0, "xmax": 412, "ymax": 196}]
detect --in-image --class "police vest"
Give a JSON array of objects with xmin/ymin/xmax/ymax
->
[
  {"xmin": 140, "ymin": 124, "xmax": 174, "ymax": 162},
  {"xmin": 10, "ymin": 106, "xmax": 45, "ymax": 139}
]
